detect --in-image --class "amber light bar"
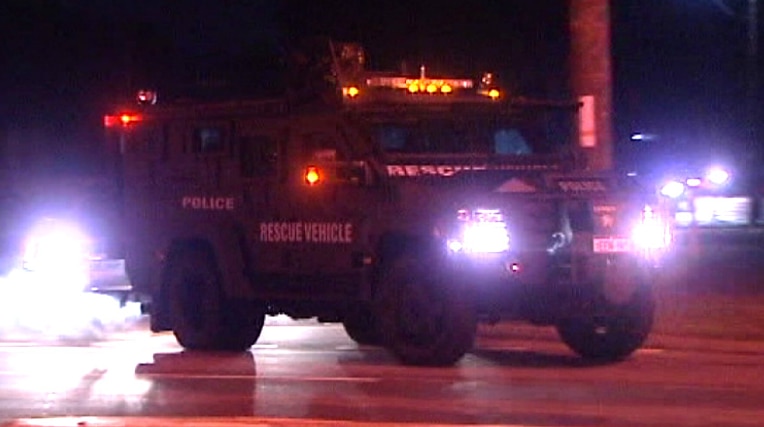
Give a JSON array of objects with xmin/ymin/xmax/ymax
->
[
  {"xmin": 353, "ymin": 66, "xmax": 501, "ymax": 100},
  {"xmin": 366, "ymin": 76, "xmax": 473, "ymax": 91}
]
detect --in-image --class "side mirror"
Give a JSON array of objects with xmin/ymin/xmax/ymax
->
[{"xmin": 301, "ymin": 160, "xmax": 373, "ymax": 187}]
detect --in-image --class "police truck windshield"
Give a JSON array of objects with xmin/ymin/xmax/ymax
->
[{"xmin": 368, "ymin": 114, "xmax": 570, "ymax": 156}]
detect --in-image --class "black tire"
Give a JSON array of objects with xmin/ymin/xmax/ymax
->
[
  {"xmin": 342, "ymin": 304, "xmax": 382, "ymax": 346},
  {"xmin": 556, "ymin": 286, "xmax": 655, "ymax": 362},
  {"xmin": 164, "ymin": 241, "xmax": 265, "ymax": 351},
  {"xmin": 222, "ymin": 298, "xmax": 267, "ymax": 351},
  {"xmin": 376, "ymin": 251, "xmax": 476, "ymax": 366}
]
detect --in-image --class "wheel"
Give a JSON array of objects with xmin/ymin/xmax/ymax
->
[
  {"xmin": 342, "ymin": 304, "xmax": 382, "ymax": 346},
  {"xmin": 556, "ymin": 285, "xmax": 655, "ymax": 362},
  {"xmin": 376, "ymin": 250, "xmax": 476, "ymax": 366},
  {"xmin": 222, "ymin": 299, "xmax": 267, "ymax": 351},
  {"xmin": 163, "ymin": 241, "xmax": 265, "ymax": 351}
]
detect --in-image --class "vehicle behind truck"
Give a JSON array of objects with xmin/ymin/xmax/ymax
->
[{"xmin": 105, "ymin": 41, "xmax": 671, "ymax": 366}]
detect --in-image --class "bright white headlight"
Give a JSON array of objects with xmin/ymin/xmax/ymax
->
[
  {"xmin": 660, "ymin": 180, "xmax": 685, "ymax": 198},
  {"xmin": 631, "ymin": 206, "xmax": 671, "ymax": 250},
  {"xmin": 448, "ymin": 208, "xmax": 510, "ymax": 254},
  {"xmin": 706, "ymin": 167, "xmax": 730, "ymax": 186},
  {"xmin": 22, "ymin": 219, "xmax": 92, "ymax": 272}
]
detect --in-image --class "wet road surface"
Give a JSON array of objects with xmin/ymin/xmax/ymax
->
[{"xmin": 1, "ymin": 319, "xmax": 763, "ymax": 427}]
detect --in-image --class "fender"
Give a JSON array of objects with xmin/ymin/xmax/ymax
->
[
  {"xmin": 163, "ymin": 221, "xmax": 252, "ymax": 299},
  {"xmin": 146, "ymin": 220, "xmax": 252, "ymax": 332}
]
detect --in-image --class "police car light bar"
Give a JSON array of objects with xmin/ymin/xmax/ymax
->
[
  {"xmin": 345, "ymin": 65, "xmax": 502, "ymax": 101},
  {"xmin": 365, "ymin": 75, "xmax": 473, "ymax": 93}
]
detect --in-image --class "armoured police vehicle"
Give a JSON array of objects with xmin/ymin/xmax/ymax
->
[{"xmin": 104, "ymin": 42, "xmax": 670, "ymax": 366}]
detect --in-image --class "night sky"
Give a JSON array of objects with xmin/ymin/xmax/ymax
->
[{"xmin": 0, "ymin": 0, "xmax": 760, "ymax": 175}]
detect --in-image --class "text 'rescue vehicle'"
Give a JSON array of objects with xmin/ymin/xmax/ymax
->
[{"xmin": 104, "ymin": 42, "xmax": 671, "ymax": 366}]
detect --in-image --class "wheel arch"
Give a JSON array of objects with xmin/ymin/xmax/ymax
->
[
  {"xmin": 151, "ymin": 223, "xmax": 252, "ymax": 331},
  {"xmin": 372, "ymin": 231, "xmax": 440, "ymax": 294}
]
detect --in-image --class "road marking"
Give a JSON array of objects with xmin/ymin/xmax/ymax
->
[
  {"xmin": 133, "ymin": 370, "xmax": 381, "ymax": 383},
  {"xmin": 637, "ymin": 348, "xmax": 665, "ymax": 355},
  {"xmin": 1, "ymin": 416, "xmax": 568, "ymax": 427},
  {"xmin": 253, "ymin": 344, "xmax": 278, "ymax": 349}
]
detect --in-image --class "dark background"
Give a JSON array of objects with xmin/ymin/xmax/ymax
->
[{"xmin": 0, "ymin": 0, "xmax": 760, "ymax": 177}]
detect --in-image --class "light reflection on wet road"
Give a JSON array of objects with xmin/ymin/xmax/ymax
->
[{"xmin": 0, "ymin": 321, "xmax": 763, "ymax": 427}]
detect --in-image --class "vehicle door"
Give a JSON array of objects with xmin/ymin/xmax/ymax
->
[
  {"xmin": 255, "ymin": 113, "xmax": 383, "ymax": 291},
  {"xmin": 236, "ymin": 117, "xmax": 290, "ymax": 276}
]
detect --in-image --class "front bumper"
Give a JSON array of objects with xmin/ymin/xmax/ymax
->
[
  {"xmin": 86, "ymin": 258, "xmax": 132, "ymax": 294},
  {"xmin": 3, "ymin": 258, "xmax": 132, "ymax": 295},
  {"xmin": 447, "ymin": 249, "xmax": 657, "ymax": 319},
  {"xmin": 447, "ymin": 250, "xmax": 553, "ymax": 287}
]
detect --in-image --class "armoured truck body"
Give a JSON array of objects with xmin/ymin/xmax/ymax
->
[{"xmin": 104, "ymin": 42, "xmax": 670, "ymax": 365}]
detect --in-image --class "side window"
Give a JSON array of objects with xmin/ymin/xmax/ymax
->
[
  {"xmin": 193, "ymin": 127, "xmax": 226, "ymax": 154},
  {"xmin": 374, "ymin": 125, "xmax": 412, "ymax": 152},
  {"xmin": 241, "ymin": 135, "xmax": 279, "ymax": 178},
  {"xmin": 494, "ymin": 129, "xmax": 531, "ymax": 155}
]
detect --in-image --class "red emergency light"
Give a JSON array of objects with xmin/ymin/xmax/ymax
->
[{"xmin": 104, "ymin": 113, "xmax": 142, "ymax": 128}]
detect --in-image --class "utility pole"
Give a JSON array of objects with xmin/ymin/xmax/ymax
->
[
  {"xmin": 746, "ymin": 0, "xmax": 759, "ymax": 161},
  {"xmin": 570, "ymin": 0, "xmax": 614, "ymax": 171}
]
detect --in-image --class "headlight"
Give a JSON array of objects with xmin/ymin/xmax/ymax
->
[
  {"xmin": 706, "ymin": 167, "xmax": 730, "ymax": 186},
  {"xmin": 631, "ymin": 205, "xmax": 671, "ymax": 250},
  {"xmin": 22, "ymin": 219, "xmax": 93, "ymax": 272},
  {"xmin": 447, "ymin": 208, "xmax": 510, "ymax": 254},
  {"xmin": 660, "ymin": 180, "xmax": 685, "ymax": 198}
]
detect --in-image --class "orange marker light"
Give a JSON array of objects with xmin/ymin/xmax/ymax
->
[
  {"xmin": 488, "ymin": 89, "xmax": 500, "ymax": 100},
  {"xmin": 305, "ymin": 166, "xmax": 321, "ymax": 185},
  {"xmin": 343, "ymin": 86, "xmax": 360, "ymax": 97}
]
